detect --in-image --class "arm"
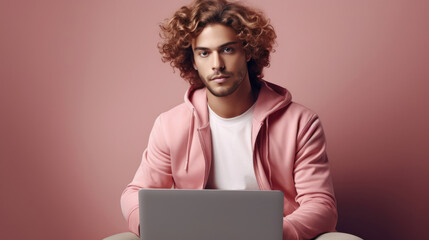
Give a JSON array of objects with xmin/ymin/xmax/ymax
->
[
  {"xmin": 120, "ymin": 115, "xmax": 173, "ymax": 235},
  {"xmin": 284, "ymin": 114, "xmax": 338, "ymax": 240}
]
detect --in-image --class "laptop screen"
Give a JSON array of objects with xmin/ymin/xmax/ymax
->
[{"xmin": 139, "ymin": 189, "xmax": 283, "ymax": 240}]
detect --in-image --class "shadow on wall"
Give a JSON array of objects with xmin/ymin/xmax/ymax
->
[{"xmin": 335, "ymin": 173, "xmax": 423, "ymax": 240}]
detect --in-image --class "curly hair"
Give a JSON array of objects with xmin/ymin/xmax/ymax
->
[{"xmin": 158, "ymin": 0, "xmax": 277, "ymax": 89}]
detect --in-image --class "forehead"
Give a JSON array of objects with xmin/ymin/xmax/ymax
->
[{"xmin": 192, "ymin": 24, "xmax": 239, "ymax": 49}]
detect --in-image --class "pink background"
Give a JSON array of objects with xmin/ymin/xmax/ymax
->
[{"xmin": 1, "ymin": 0, "xmax": 428, "ymax": 239}]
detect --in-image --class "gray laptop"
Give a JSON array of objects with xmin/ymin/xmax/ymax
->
[{"xmin": 138, "ymin": 189, "xmax": 283, "ymax": 240}]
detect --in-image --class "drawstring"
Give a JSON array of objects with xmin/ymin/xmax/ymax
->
[
  {"xmin": 184, "ymin": 108, "xmax": 195, "ymax": 171},
  {"xmin": 264, "ymin": 117, "xmax": 273, "ymax": 188}
]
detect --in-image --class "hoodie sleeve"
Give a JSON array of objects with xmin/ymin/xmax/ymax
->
[
  {"xmin": 120, "ymin": 115, "xmax": 174, "ymax": 236},
  {"xmin": 283, "ymin": 114, "xmax": 338, "ymax": 240}
]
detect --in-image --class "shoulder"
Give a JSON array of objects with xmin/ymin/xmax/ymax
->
[
  {"xmin": 269, "ymin": 101, "xmax": 324, "ymax": 142},
  {"xmin": 274, "ymin": 101, "xmax": 319, "ymax": 124},
  {"xmin": 149, "ymin": 102, "xmax": 193, "ymax": 146},
  {"xmin": 155, "ymin": 102, "xmax": 193, "ymax": 131},
  {"xmin": 287, "ymin": 102, "xmax": 316, "ymax": 115},
  {"xmin": 160, "ymin": 102, "xmax": 190, "ymax": 118}
]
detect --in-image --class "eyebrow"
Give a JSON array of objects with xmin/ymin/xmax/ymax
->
[{"xmin": 193, "ymin": 41, "xmax": 239, "ymax": 51}]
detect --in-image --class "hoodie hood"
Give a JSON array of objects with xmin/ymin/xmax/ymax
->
[
  {"xmin": 183, "ymin": 80, "xmax": 293, "ymax": 127},
  {"xmin": 252, "ymin": 80, "xmax": 292, "ymax": 123}
]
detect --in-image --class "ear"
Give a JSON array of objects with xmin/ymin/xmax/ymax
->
[
  {"xmin": 191, "ymin": 46, "xmax": 198, "ymax": 71},
  {"xmin": 193, "ymin": 60, "xmax": 198, "ymax": 70},
  {"xmin": 246, "ymin": 53, "xmax": 251, "ymax": 62},
  {"xmin": 191, "ymin": 40, "xmax": 198, "ymax": 70}
]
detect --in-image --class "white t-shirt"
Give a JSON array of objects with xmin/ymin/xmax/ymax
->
[{"xmin": 205, "ymin": 104, "xmax": 259, "ymax": 190}]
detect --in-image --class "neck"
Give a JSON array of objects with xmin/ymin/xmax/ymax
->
[{"xmin": 207, "ymin": 79, "xmax": 255, "ymax": 118}]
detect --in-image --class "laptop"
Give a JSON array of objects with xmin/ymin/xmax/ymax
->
[{"xmin": 138, "ymin": 189, "xmax": 283, "ymax": 240}]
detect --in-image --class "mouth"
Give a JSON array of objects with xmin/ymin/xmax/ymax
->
[{"xmin": 211, "ymin": 75, "xmax": 230, "ymax": 83}]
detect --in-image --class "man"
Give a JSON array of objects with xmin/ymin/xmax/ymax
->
[{"xmin": 107, "ymin": 0, "xmax": 361, "ymax": 240}]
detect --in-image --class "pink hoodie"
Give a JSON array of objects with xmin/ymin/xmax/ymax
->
[{"xmin": 121, "ymin": 80, "xmax": 337, "ymax": 240}]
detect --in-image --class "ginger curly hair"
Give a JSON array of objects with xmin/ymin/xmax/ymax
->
[{"xmin": 158, "ymin": 0, "xmax": 277, "ymax": 88}]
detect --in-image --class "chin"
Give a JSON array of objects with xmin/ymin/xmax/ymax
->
[{"xmin": 208, "ymin": 87, "xmax": 237, "ymax": 97}]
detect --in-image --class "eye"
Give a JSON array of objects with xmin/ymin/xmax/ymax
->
[
  {"xmin": 223, "ymin": 47, "xmax": 234, "ymax": 54},
  {"xmin": 198, "ymin": 51, "xmax": 209, "ymax": 57}
]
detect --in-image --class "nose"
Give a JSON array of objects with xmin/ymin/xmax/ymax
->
[{"xmin": 212, "ymin": 51, "xmax": 225, "ymax": 71}]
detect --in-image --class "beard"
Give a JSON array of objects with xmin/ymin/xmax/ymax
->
[{"xmin": 200, "ymin": 69, "xmax": 248, "ymax": 97}]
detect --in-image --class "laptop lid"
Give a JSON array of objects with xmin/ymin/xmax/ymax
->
[{"xmin": 139, "ymin": 189, "xmax": 283, "ymax": 240}]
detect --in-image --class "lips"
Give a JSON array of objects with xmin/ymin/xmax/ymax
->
[{"xmin": 211, "ymin": 75, "xmax": 230, "ymax": 83}]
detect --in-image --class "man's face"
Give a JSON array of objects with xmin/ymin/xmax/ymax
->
[{"xmin": 192, "ymin": 24, "xmax": 250, "ymax": 98}]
